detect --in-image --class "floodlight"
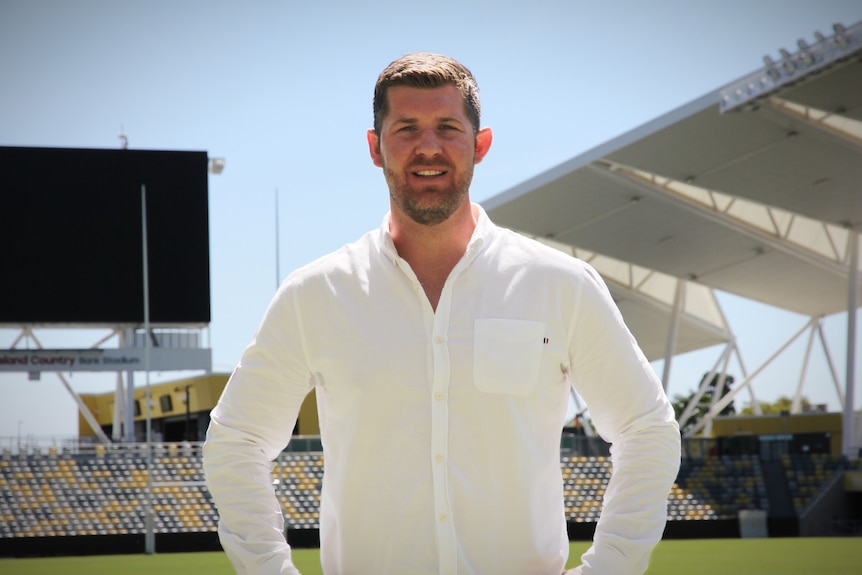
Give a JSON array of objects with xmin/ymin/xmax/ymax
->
[{"xmin": 720, "ymin": 20, "xmax": 861, "ymax": 113}]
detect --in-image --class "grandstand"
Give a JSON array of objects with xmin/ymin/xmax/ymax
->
[
  {"xmin": 2, "ymin": 438, "xmax": 860, "ymax": 558},
  {"xmin": 670, "ymin": 454, "xmax": 768, "ymax": 521},
  {"xmin": 3, "ymin": 358, "xmax": 861, "ymax": 555},
  {"xmin": 482, "ymin": 19, "xmax": 862, "ymax": 455}
]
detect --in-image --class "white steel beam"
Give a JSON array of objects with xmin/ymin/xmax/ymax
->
[
  {"xmin": 844, "ymin": 232, "xmax": 859, "ymax": 457},
  {"xmin": 593, "ymin": 161, "xmax": 849, "ymax": 279},
  {"xmin": 661, "ymin": 278, "xmax": 685, "ymax": 392}
]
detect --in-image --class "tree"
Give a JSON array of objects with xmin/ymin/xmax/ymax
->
[
  {"xmin": 672, "ymin": 372, "xmax": 735, "ymax": 435},
  {"xmin": 740, "ymin": 395, "xmax": 814, "ymax": 415}
]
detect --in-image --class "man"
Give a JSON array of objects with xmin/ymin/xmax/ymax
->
[{"xmin": 203, "ymin": 52, "xmax": 680, "ymax": 575}]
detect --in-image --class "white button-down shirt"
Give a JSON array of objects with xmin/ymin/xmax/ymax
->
[{"xmin": 203, "ymin": 205, "xmax": 680, "ymax": 575}]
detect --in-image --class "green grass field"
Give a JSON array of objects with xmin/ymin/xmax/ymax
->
[{"xmin": 2, "ymin": 538, "xmax": 860, "ymax": 574}]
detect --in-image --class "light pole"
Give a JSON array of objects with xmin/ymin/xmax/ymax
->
[
  {"xmin": 141, "ymin": 184, "xmax": 155, "ymax": 555},
  {"xmin": 140, "ymin": 156, "xmax": 224, "ymax": 556}
]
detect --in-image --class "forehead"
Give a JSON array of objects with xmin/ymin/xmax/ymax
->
[{"xmin": 383, "ymin": 85, "xmax": 467, "ymax": 123}]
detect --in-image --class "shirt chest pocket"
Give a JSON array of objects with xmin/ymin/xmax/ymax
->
[{"xmin": 473, "ymin": 319, "xmax": 546, "ymax": 396}]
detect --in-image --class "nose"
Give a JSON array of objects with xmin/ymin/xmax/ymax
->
[{"xmin": 415, "ymin": 127, "xmax": 442, "ymax": 158}]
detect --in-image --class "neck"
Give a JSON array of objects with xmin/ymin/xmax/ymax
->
[
  {"xmin": 390, "ymin": 202, "xmax": 477, "ymax": 310},
  {"xmin": 390, "ymin": 201, "xmax": 476, "ymax": 268}
]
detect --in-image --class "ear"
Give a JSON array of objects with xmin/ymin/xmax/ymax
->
[
  {"xmin": 367, "ymin": 129, "xmax": 383, "ymax": 168},
  {"xmin": 474, "ymin": 127, "xmax": 493, "ymax": 164}
]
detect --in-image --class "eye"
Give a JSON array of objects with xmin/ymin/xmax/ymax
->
[{"xmin": 396, "ymin": 125, "xmax": 417, "ymax": 134}]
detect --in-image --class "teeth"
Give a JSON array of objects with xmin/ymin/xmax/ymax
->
[{"xmin": 415, "ymin": 170, "xmax": 443, "ymax": 176}]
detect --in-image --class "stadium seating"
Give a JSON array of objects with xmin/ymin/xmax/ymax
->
[
  {"xmin": 0, "ymin": 445, "xmax": 855, "ymax": 539},
  {"xmin": 273, "ymin": 453, "xmax": 324, "ymax": 529},
  {"xmin": 0, "ymin": 444, "xmax": 213, "ymax": 537},
  {"xmin": 670, "ymin": 454, "xmax": 769, "ymax": 520},
  {"xmin": 560, "ymin": 455, "xmax": 610, "ymax": 523},
  {"xmin": 782, "ymin": 452, "xmax": 853, "ymax": 513}
]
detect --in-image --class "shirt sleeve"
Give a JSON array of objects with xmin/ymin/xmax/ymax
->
[
  {"xmin": 202, "ymin": 284, "xmax": 313, "ymax": 575},
  {"xmin": 567, "ymin": 262, "xmax": 681, "ymax": 575}
]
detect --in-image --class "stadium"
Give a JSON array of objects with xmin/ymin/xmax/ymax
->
[{"xmin": 3, "ymin": 16, "xmax": 862, "ymax": 575}]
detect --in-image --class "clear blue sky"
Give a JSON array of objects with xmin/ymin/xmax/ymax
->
[{"xmin": 2, "ymin": 0, "xmax": 861, "ymax": 442}]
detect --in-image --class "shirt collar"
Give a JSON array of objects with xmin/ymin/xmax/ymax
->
[{"xmin": 377, "ymin": 203, "xmax": 493, "ymax": 266}]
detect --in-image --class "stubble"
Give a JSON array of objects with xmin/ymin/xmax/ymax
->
[{"xmin": 384, "ymin": 160, "xmax": 475, "ymax": 226}]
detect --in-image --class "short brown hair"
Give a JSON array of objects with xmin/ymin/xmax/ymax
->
[{"xmin": 373, "ymin": 52, "xmax": 481, "ymax": 136}]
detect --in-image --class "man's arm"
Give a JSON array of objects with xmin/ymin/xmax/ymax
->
[
  {"xmin": 203, "ymin": 287, "xmax": 313, "ymax": 575},
  {"xmin": 567, "ymin": 263, "xmax": 681, "ymax": 575},
  {"xmin": 204, "ymin": 414, "xmax": 303, "ymax": 575}
]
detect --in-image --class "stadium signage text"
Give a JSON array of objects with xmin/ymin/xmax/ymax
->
[{"xmin": 0, "ymin": 348, "xmax": 211, "ymax": 372}]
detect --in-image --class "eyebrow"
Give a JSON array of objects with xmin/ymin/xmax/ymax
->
[{"xmin": 391, "ymin": 116, "xmax": 466, "ymax": 127}]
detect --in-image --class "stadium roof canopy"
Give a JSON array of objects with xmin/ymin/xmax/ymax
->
[{"xmin": 483, "ymin": 21, "xmax": 862, "ymax": 365}]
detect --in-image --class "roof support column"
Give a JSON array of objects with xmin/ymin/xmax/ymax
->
[
  {"xmin": 55, "ymin": 372, "xmax": 111, "ymax": 445},
  {"xmin": 112, "ymin": 373, "xmax": 124, "ymax": 442},
  {"xmin": 121, "ymin": 328, "xmax": 137, "ymax": 443},
  {"xmin": 661, "ymin": 278, "xmax": 685, "ymax": 392},
  {"xmin": 844, "ymin": 231, "xmax": 859, "ymax": 458}
]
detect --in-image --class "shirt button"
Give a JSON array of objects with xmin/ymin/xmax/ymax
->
[
  {"xmin": 434, "ymin": 336, "xmax": 444, "ymax": 344},
  {"xmin": 434, "ymin": 392, "xmax": 444, "ymax": 401},
  {"xmin": 439, "ymin": 513, "xmax": 448, "ymax": 522},
  {"xmin": 435, "ymin": 453, "xmax": 444, "ymax": 462},
  {"xmin": 413, "ymin": 283, "xmax": 420, "ymax": 291}
]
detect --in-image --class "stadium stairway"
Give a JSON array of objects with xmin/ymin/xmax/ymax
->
[{"xmin": 761, "ymin": 459, "xmax": 795, "ymax": 518}]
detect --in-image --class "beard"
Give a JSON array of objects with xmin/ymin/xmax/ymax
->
[{"xmin": 384, "ymin": 160, "xmax": 474, "ymax": 226}]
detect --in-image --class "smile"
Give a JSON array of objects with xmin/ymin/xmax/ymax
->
[{"xmin": 414, "ymin": 170, "xmax": 445, "ymax": 177}]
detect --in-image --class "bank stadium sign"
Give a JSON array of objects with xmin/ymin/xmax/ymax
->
[{"xmin": 0, "ymin": 348, "xmax": 211, "ymax": 372}]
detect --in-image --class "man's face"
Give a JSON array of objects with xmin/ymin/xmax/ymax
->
[{"xmin": 368, "ymin": 85, "xmax": 491, "ymax": 226}]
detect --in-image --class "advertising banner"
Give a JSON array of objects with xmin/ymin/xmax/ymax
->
[{"xmin": 0, "ymin": 348, "xmax": 211, "ymax": 372}]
